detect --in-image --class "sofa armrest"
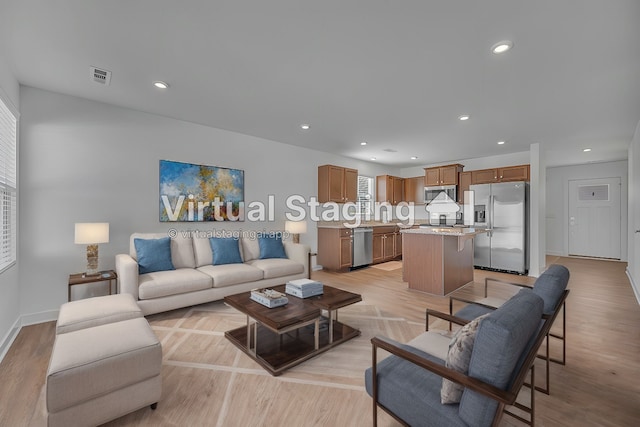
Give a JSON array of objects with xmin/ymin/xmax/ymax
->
[
  {"xmin": 283, "ymin": 242, "xmax": 311, "ymax": 278},
  {"xmin": 115, "ymin": 254, "xmax": 139, "ymax": 300}
]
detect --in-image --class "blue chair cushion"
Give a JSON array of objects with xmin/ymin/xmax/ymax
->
[
  {"xmin": 459, "ymin": 289, "xmax": 543, "ymax": 426},
  {"xmin": 209, "ymin": 237, "xmax": 243, "ymax": 265},
  {"xmin": 532, "ymin": 264, "xmax": 570, "ymax": 314},
  {"xmin": 365, "ymin": 340, "xmax": 468, "ymax": 427},
  {"xmin": 454, "ymin": 304, "xmax": 493, "ymax": 322},
  {"xmin": 258, "ymin": 235, "xmax": 287, "ymax": 259},
  {"xmin": 134, "ymin": 237, "xmax": 175, "ymax": 274}
]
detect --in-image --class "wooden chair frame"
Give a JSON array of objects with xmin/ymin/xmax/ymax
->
[{"xmin": 447, "ymin": 277, "xmax": 568, "ymax": 395}]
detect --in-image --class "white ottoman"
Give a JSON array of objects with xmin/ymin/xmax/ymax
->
[
  {"xmin": 56, "ymin": 294, "xmax": 142, "ymax": 334},
  {"xmin": 46, "ymin": 317, "xmax": 162, "ymax": 427}
]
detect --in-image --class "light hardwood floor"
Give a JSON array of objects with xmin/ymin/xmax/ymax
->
[{"xmin": 1, "ymin": 256, "xmax": 639, "ymax": 426}]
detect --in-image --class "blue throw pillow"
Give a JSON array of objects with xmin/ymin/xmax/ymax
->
[
  {"xmin": 209, "ymin": 237, "xmax": 243, "ymax": 265},
  {"xmin": 258, "ymin": 235, "xmax": 287, "ymax": 259},
  {"xmin": 134, "ymin": 237, "xmax": 175, "ymax": 274}
]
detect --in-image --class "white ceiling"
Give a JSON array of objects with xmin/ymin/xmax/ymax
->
[{"xmin": 2, "ymin": 0, "xmax": 639, "ymax": 168}]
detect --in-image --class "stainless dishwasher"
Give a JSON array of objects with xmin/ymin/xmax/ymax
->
[{"xmin": 352, "ymin": 227, "xmax": 373, "ymax": 268}]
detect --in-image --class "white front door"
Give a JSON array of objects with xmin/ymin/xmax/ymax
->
[{"xmin": 568, "ymin": 178, "xmax": 621, "ymax": 259}]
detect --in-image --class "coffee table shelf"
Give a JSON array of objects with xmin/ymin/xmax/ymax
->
[{"xmin": 224, "ymin": 284, "xmax": 362, "ymax": 376}]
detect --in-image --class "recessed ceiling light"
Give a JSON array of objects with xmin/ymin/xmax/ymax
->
[
  {"xmin": 497, "ymin": 141, "xmax": 505, "ymax": 145},
  {"xmin": 153, "ymin": 81, "xmax": 169, "ymax": 89},
  {"xmin": 360, "ymin": 142, "xmax": 367, "ymax": 146},
  {"xmin": 458, "ymin": 114, "xmax": 470, "ymax": 121},
  {"xmin": 410, "ymin": 156, "xmax": 418, "ymax": 160},
  {"xmin": 583, "ymin": 148, "xmax": 592, "ymax": 152},
  {"xmin": 300, "ymin": 124, "xmax": 310, "ymax": 130},
  {"xmin": 370, "ymin": 157, "xmax": 377, "ymax": 161},
  {"xmin": 491, "ymin": 41, "xmax": 513, "ymax": 54}
]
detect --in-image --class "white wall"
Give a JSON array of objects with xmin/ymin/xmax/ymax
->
[
  {"xmin": 18, "ymin": 86, "xmax": 396, "ymax": 317},
  {"xmin": 0, "ymin": 49, "xmax": 21, "ymax": 360},
  {"xmin": 529, "ymin": 143, "xmax": 545, "ymax": 276},
  {"xmin": 628, "ymin": 120, "xmax": 640, "ymax": 301},
  {"xmin": 546, "ymin": 160, "xmax": 628, "ymax": 260}
]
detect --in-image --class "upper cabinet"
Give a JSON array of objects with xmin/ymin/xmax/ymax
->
[
  {"xmin": 471, "ymin": 164, "xmax": 530, "ymax": 185},
  {"xmin": 318, "ymin": 165, "xmax": 358, "ymax": 203},
  {"xmin": 424, "ymin": 164, "xmax": 464, "ymax": 186},
  {"xmin": 458, "ymin": 171, "xmax": 472, "ymax": 203},
  {"xmin": 404, "ymin": 176, "xmax": 426, "ymax": 204},
  {"xmin": 376, "ymin": 175, "xmax": 405, "ymax": 204}
]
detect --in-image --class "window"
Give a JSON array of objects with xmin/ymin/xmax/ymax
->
[
  {"xmin": 357, "ymin": 175, "xmax": 374, "ymax": 215},
  {"xmin": 0, "ymin": 93, "xmax": 17, "ymax": 273}
]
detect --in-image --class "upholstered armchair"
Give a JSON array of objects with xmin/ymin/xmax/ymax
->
[
  {"xmin": 365, "ymin": 289, "xmax": 547, "ymax": 427},
  {"xmin": 448, "ymin": 264, "xmax": 570, "ymax": 394}
]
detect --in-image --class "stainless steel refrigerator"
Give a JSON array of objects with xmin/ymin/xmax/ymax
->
[{"xmin": 471, "ymin": 181, "xmax": 528, "ymax": 274}]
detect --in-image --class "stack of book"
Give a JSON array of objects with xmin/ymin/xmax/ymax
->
[
  {"xmin": 285, "ymin": 279, "xmax": 324, "ymax": 298},
  {"xmin": 250, "ymin": 288, "xmax": 288, "ymax": 308}
]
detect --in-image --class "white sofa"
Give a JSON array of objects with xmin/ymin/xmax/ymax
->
[{"xmin": 116, "ymin": 233, "xmax": 310, "ymax": 315}]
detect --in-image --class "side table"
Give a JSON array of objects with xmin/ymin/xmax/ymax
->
[{"xmin": 68, "ymin": 270, "xmax": 117, "ymax": 302}]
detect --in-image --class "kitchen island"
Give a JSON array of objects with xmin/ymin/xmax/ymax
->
[{"xmin": 401, "ymin": 227, "xmax": 485, "ymax": 296}]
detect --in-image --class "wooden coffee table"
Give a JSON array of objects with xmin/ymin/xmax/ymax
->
[{"xmin": 224, "ymin": 284, "xmax": 362, "ymax": 376}]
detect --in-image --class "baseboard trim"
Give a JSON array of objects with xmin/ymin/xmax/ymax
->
[
  {"xmin": 625, "ymin": 268, "xmax": 640, "ymax": 305},
  {"xmin": 0, "ymin": 317, "xmax": 21, "ymax": 364},
  {"xmin": 20, "ymin": 309, "xmax": 58, "ymax": 327},
  {"xmin": 0, "ymin": 309, "xmax": 59, "ymax": 364}
]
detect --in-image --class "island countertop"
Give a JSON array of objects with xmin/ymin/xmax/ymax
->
[{"xmin": 400, "ymin": 227, "xmax": 486, "ymax": 236}]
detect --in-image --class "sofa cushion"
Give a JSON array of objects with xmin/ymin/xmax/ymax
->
[
  {"xmin": 441, "ymin": 313, "xmax": 489, "ymax": 404},
  {"xmin": 246, "ymin": 258, "xmax": 304, "ymax": 279},
  {"xmin": 130, "ymin": 233, "xmax": 195, "ymax": 269},
  {"xmin": 138, "ymin": 268, "xmax": 212, "ymax": 300},
  {"xmin": 56, "ymin": 294, "xmax": 142, "ymax": 334},
  {"xmin": 459, "ymin": 289, "xmax": 543, "ymax": 427},
  {"xmin": 532, "ymin": 264, "xmax": 570, "ymax": 315},
  {"xmin": 46, "ymin": 317, "xmax": 161, "ymax": 413},
  {"xmin": 258, "ymin": 235, "xmax": 287, "ymax": 259},
  {"xmin": 364, "ymin": 341, "xmax": 467, "ymax": 427},
  {"xmin": 241, "ymin": 238, "xmax": 260, "ymax": 262},
  {"xmin": 198, "ymin": 263, "xmax": 264, "ymax": 288},
  {"xmin": 134, "ymin": 237, "xmax": 175, "ymax": 274},
  {"xmin": 209, "ymin": 237, "xmax": 243, "ymax": 265}
]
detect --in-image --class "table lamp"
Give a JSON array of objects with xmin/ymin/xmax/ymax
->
[
  {"xmin": 285, "ymin": 220, "xmax": 307, "ymax": 244},
  {"xmin": 75, "ymin": 223, "xmax": 109, "ymax": 276}
]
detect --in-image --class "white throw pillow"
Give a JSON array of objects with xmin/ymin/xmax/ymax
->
[{"xmin": 441, "ymin": 313, "xmax": 490, "ymax": 404}]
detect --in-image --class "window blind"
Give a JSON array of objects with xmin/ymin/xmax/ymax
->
[
  {"xmin": 357, "ymin": 176, "xmax": 373, "ymax": 215},
  {"xmin": 0, "ymin": 93, "xmax": 17, "ymax": 273}
]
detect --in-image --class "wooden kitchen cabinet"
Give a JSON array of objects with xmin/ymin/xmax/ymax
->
[
  {"xmin": 372, "ymin": 233, "xmax": 385, "ymax": 264},
  {"xmin": 458, "ymin": 171, "xmax": 472, "ymax": 203},
  {"xmin": 404, "ymin": 176, "xmax": 426, "ymax": 204},
  {"xmin": 376, "ymin": 175, "xmax": 405, "ymax": 204},
  {"xmin": 499, "ymin": 164, "xmax": 530, "ymax": 182},
  {"xmin": 393, "ymin": 231, "xmax": 403, "ymax": 258},
  {"xmin": 372, "ymin": 226, "xmax": 400, "ymax": 264},
  {"xmin": 424, "ymin": 164, "xmax": 464, "ymax": 186},
  {"xmin": 318, "ymin": 165, "xmax": 358, "ymax": 203},
  {"xmin": 317, "ymin": 227, "xmax": 353, "ymax": 270},
  {"xmin": 471, "ymin": 164, "xmax": 530, "ymax": 185}
]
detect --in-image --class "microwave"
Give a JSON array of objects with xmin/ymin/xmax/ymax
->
[{"xmin": 424, "ymin": 185, "xmax": 457, "ymax": 204}]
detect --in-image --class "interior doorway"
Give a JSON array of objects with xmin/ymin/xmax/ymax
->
[{"xmin": 568, "ymin": 177, "xmax": 621, "ymax": 259}]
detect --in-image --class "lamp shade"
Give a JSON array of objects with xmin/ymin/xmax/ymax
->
[
  {"xmin": 74, "ymin": 223, "xmax": 110, "ymax": 244},
  {"xmin": 285, "ymin": 220, "xmax": 307, "ymax": 235}
]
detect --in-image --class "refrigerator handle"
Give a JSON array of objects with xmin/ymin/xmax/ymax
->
[{"xmin": 488, "ymin": 195, "xmax": 494, "ymax": 237}]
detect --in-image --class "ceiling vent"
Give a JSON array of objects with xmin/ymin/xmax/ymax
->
[
  {"xmin": 383, "ymin": 148, "xmax": 398, "ymax": 153},
  {"xmin": 90, "ymin": 66, "xmax": 112, "ymax": 86}
]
